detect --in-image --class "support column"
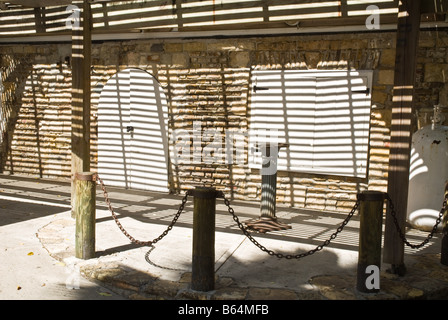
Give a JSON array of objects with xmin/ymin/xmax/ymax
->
[
  {"xmin": 191, "ymin": 187, "xmax": 217, "ymax": 292},
  {"xmin": 74, "ymin": 172, "xmax": 96, "ymax": 260},
  {"xmin": 260, "ymin": 145, "xmax": 279, "ymax": 219},
  {"xmin": 71, "ymin": 0, "xmax": 91, "ymax": 215},
  {"xmin": 356, "ymin": 191, "xmax": 385, "ymax": 293},
  {"xmin": 383, "ymin": 0, "xmax": 421, "ymax": 275},
  {"xmin": 245, "ymin": 143, "xmax": 291, "ymax": 233}
]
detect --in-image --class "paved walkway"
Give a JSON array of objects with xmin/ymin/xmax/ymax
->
[{"xmin": 1, "ymin": 173, "xmax": 448, "ymax": 300}]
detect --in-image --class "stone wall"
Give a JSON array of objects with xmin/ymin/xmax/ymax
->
[
  {"xmin": 1, "ymin": 30, "xmax": 447, "ymax": 212},
  {"xmin": 0, "ymin": 45, "xmax": 72, "ymax": 178}
]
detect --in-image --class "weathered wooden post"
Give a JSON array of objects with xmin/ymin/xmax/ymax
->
[
  {"xmin": 71, "ymin": 0, "xmax": 92, "ymax": 218},
  {"xmin": 356, "ymin": 191, "xmax": 385, "ymax": 293},
  {"xmin": 441, "ymin": 183, "xmax": 448, "ymax": 266},
  {"xmin": 74, "ymin": 172, "xmax": 96, "ymax": 260},
  {"xmin": 191, "ymin": 187, "xmax": 217, "ymax": 291},
  {"xmin": 383, "ymin": 0, "xmax": 421, "ymax": 275}
]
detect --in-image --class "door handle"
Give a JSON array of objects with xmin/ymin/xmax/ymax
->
[{"xmin": 126, "ymin": 126, "xmax": 134, "ymax": 133}]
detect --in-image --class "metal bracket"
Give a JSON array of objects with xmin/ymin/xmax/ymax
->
[
  {"xmin": 352, "ymin": 88, "xmax": 370, "ymax": 95},
  {"xmin": 357, "ymin": 191, "xmax": 386, "ymax": 202},
  {"xmin": 253, "ymin": 85, "xmax": 269, "ymax": 93},
  {"xmin": 188, "ymin": 188, "xmax": 224, "ymax": 199},
  {"xmin": 74, "ymin": 172, "xmax": 97, "ymax": 181}
]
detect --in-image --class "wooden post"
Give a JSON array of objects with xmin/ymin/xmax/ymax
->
[
  {"xmin": 74, "ymin": 172, "xmax": 96, "ymax": 260},
  {"xmin": 383, "ymin": 0, "xmax": 421, "ymax": 275},
  {"xmin": 357, "ymin": 191, "xmax": 385, "ymax": 293},
  {"xmin": 441, "ymin": 183, "xmax": 448, "ymax": 266},
  {"xmin": 71, "ymin": 0, "xmax": 92, "ymax": 216},
  {"xmin": 191, "ymin": 187, "xmax": 217, "ymax": 292}
]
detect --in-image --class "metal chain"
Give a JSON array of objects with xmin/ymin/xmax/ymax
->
[
  {"xmin": 95, "ymin": 173, "xmax": 190, "ymax": 246},
  {"xmin": 144, "ymin": 245, "xmax": 187, "ymax": 271},
  {"xmin": 385, "ymin": 193, "xmax": 448, "ymax": 249},
  {"xmin": 87, "ymin": 174, "xmax": 448, "ymax": 257},
  {"xmin": 220, "ymin": 193, "xmax": 359, "ymax": 259}
]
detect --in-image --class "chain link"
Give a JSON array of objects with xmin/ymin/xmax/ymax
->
[
  {"xmin": 385, "ymin": 193, "xmax": 448, "ymax": 249},
  {"xmin": 221, "ymin": 193, "xmax": 359, "ymax": 259},
  {"xmin": 95, "ymin": 173, "xmax": 190, "ymax": 246},
  {"xmin": 144, "ymin": 245, "xmax": 187, "ymax": 271}
]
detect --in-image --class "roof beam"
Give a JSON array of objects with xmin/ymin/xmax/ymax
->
[{"xmin": 0, "ymin": 0, "xmax": 72, "ymax": 7}]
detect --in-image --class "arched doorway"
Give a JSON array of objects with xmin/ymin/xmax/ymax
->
[{"xmin": 97, "ymin": 68, "xmax": 170, "ymax": 192}]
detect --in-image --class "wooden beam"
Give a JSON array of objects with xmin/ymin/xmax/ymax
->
[
  {"xmin": 1, "ymin": 0, "xmax": 71, "ymax": 7},
  {"xmin": 420, "ymin": 0, "xmax": 448, "ymax": 14},
  {"xmin": 71, "ymin": 0, "xmax": 91, "ymax": 213},
  {"xmin": 33, "ymin": 7, "xmax": 46, "ymax": 33},
  {"xmin": 383, "ymin": 0, "xmax": 421, "ymax": 274}
]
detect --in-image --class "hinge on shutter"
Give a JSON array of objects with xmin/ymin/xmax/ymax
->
[
  {"xmin": 352, "ymin": 88, "xmax": 370, "ymax": 95},
  {"xmin": 253, "ymin": 85, "xmax": 269, "ymax": 93}
]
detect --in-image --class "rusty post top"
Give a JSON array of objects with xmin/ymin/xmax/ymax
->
[
  {"xmin": 189, "ymin": 187, "xmax": 224, "ymax": 199},
  {"xmin": 74, "ymin": 172, "xmax": 97, "ymax": 181},
  {"xmin": 357, "ymin": 190, "xmax": 386, "ymax": 202}
]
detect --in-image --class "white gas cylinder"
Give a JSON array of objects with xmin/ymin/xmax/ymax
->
[{"xmin": 407, "ymin": 121, "xmax": 448, "ymax": 231}]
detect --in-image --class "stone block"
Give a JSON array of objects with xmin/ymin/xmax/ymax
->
[
  {"xmin": 172, "ymin": 53, "xmax": 189, "ymax": 68},
  {"xmin": 372, "ymin": 89, "xmax": 388, "ymax": 106},
  {"xmin": 300, "ymin": 40, "xmax": 329, "ymax": 50},
  {"xmin": 368, "ymin": 38, "xmax": 395, "ymax": 49},
  {"xmin": 207, "ymin": 40, "xmax": 237, "ymax": 52},
  {"xmin": 183, "ymin": 42, "xmax": 207, "ymax": 52},
  {"xmin": 380, "ymin": 49, "xmax": 396, "ymax": 67},
  {"xmin": 150, "ymin": 43, "xmax": 164, "ymax": 53},
  {"xmin": 164, "ymin": 43, "xmax": 183, "ymax": 52},
  {"xmin": 304, "ymin": 52, "xmax": 320, "ymax": 68},
  {"xmin": 424, "ymin": 63, "xmax": 448, "ymax": 82},
  {"xmin": 377, "ymin": 69, "xmax": 395, "ymax": 85},
  {"xmin": 439, "ymin": 83, "xmax": 448, "ymax": 105},
  {"xmin": 419, "ymin": 35, "xmax": 436, "ymax": 48},
  {"xmin": 229, "ymin": 51, "xmax": 250, "ymax": 68}
]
